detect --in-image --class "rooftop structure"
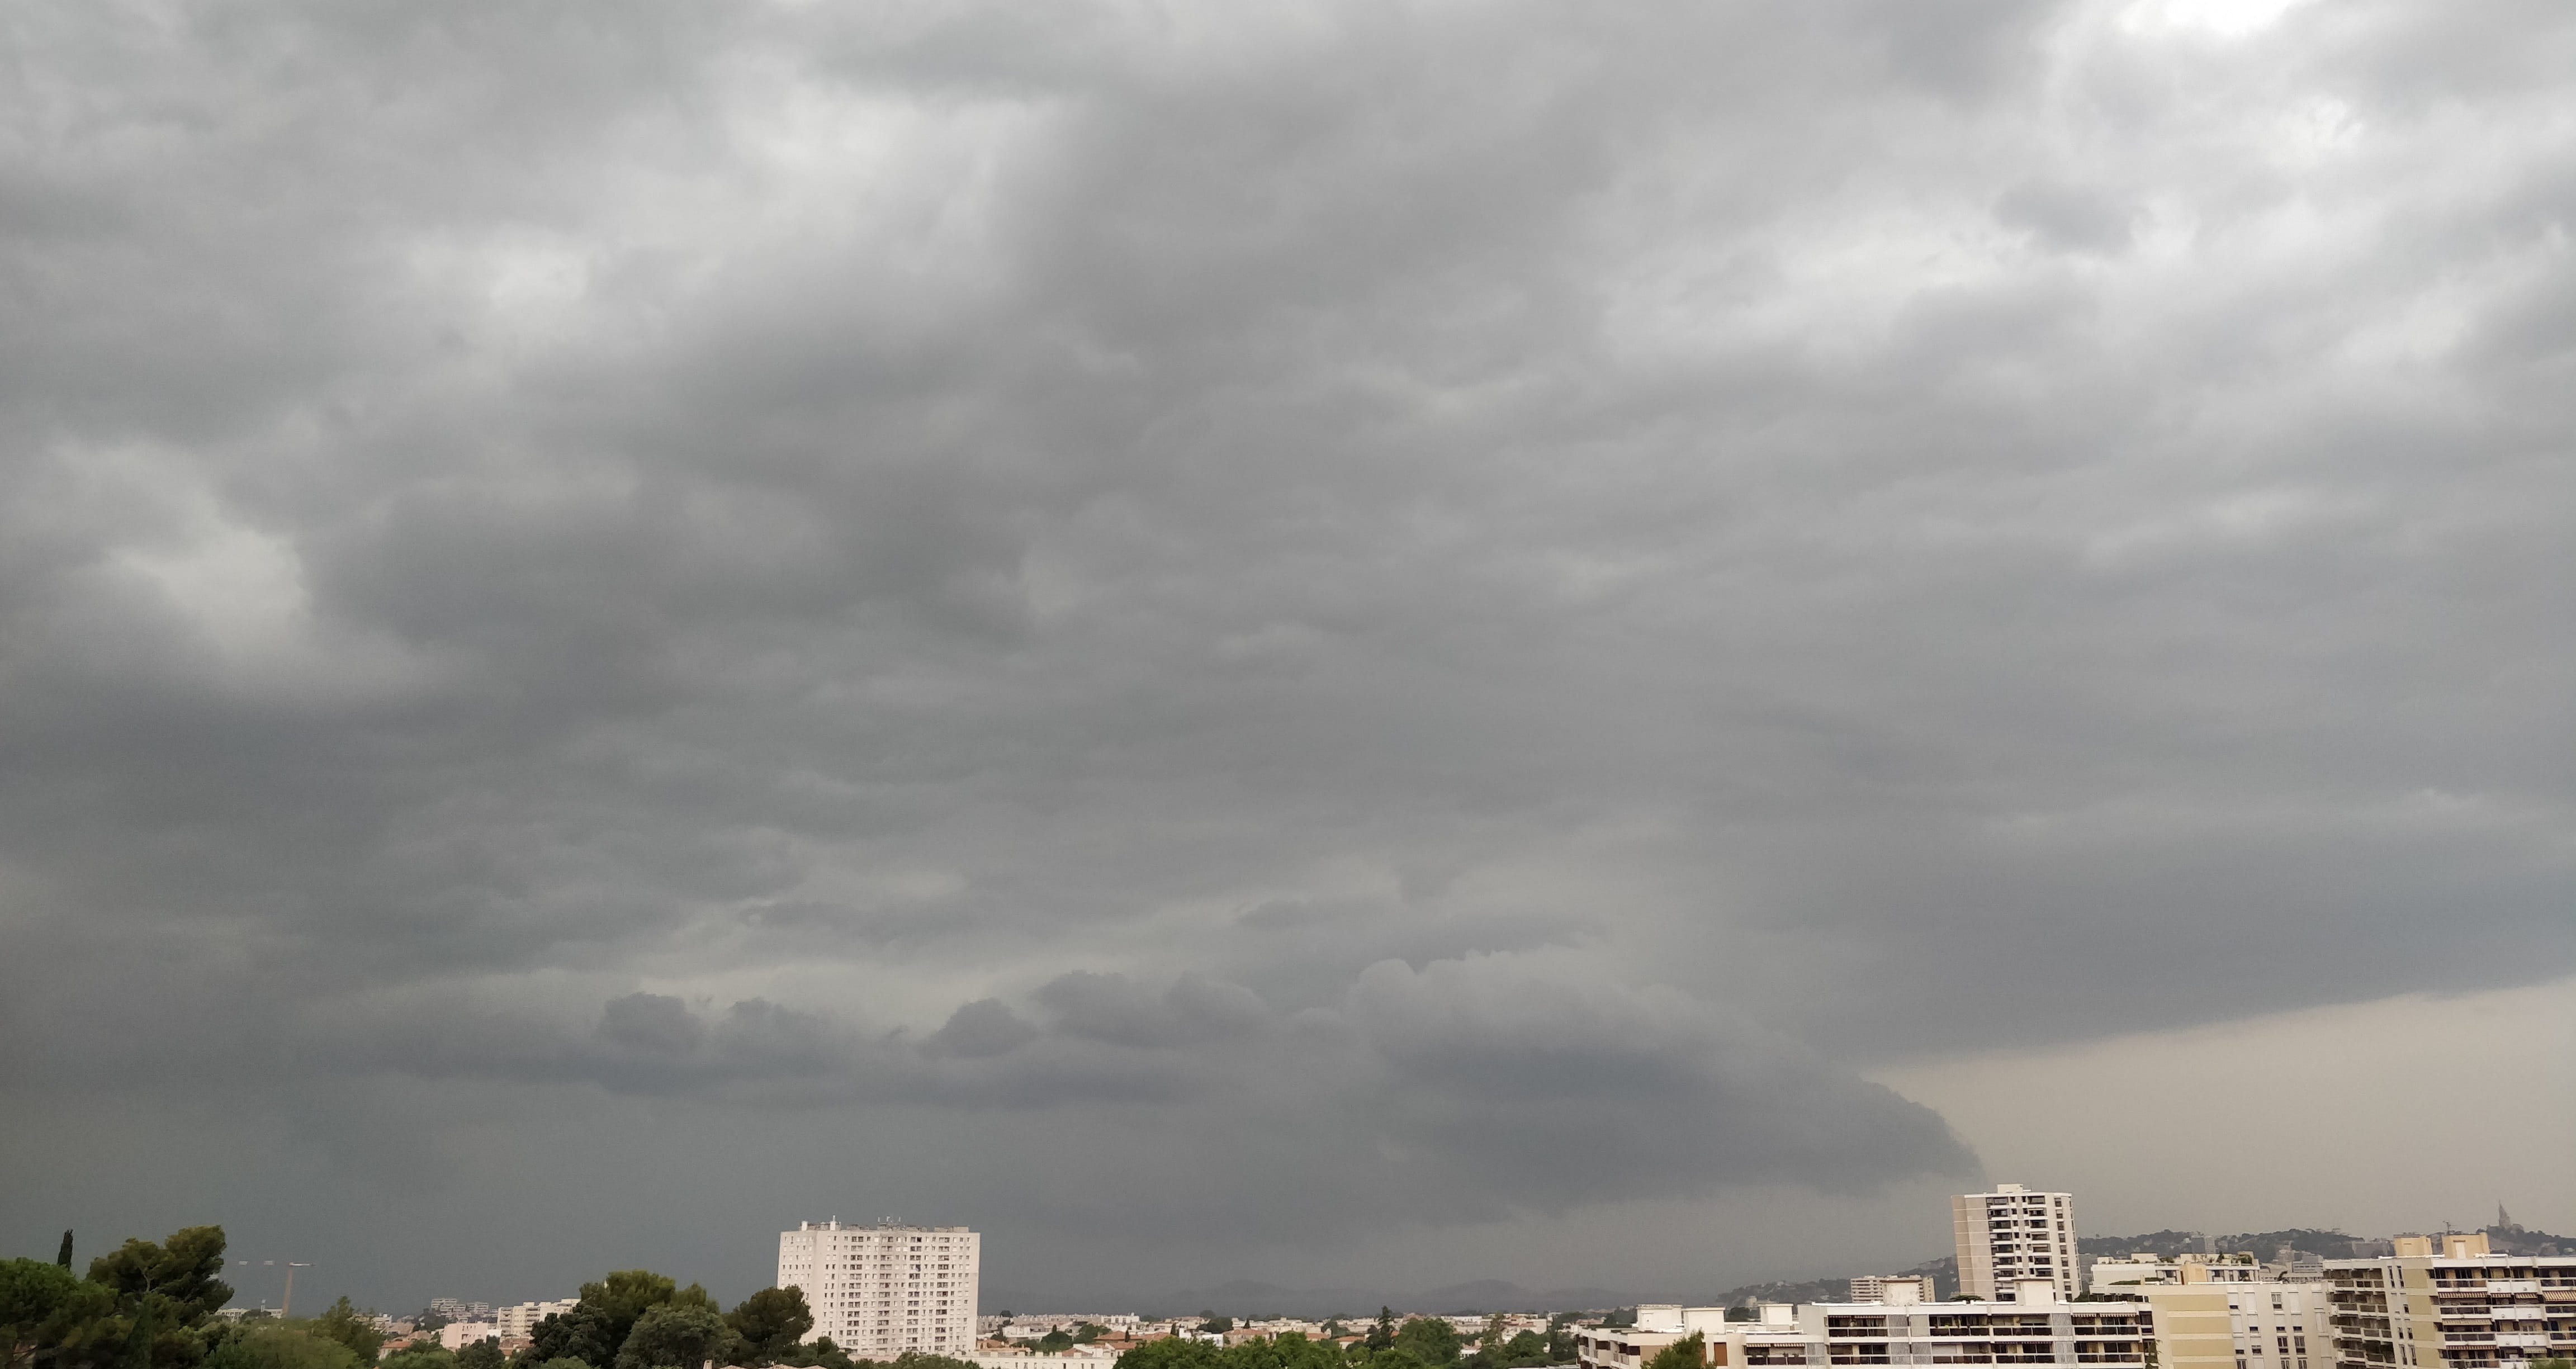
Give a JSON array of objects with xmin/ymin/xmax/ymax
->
[{"xmin": 1846, "ymin": 1277, "xmax": 1929, "ymax": 1305}]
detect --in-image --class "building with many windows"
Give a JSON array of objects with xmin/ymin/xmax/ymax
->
[
  {"xmin": 2323, "ymin": 1235, "xmax": 2576, "ymax": 1369},
  {"xmin": 2123, "ymin": 1281, "xmax": 2334, "ymax": 1369},
  {"xmin": 1953, "ymin": 1184, "xmax": 2081, "ymax": 1301},
  {"xmin": 495, "ymin": 1301, "xmax": 577, "ymax": 1339},
  {"xmin": 1574, "ymin": 1284, "xmax": 2152, "ymax": 1369},
  {"xmin": 776, "ymin": 1220, "xmax": 979, "ymax": 1358}
]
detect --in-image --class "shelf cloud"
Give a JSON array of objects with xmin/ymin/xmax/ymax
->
[{"xmin": 1, "ymin": 0, "xmax": 2569, "ymax": 1305}]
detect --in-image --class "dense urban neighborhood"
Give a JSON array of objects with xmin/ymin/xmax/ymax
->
[{"xmin": 7, "ymin": 1190, "xmax": 2569, "ymax": 1369}]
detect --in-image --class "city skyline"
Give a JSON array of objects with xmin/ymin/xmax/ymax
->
[{"xmin": 79, "ymin": 1200, "xmax": 2575, "ymax": 1323}]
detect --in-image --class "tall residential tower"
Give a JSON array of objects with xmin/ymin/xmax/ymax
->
[
  {"xmin": 776, "ymin": 1221, "xmax": 979, "ymax": 1358},
  {"xmin": 1953, "ymin": 1183, "xmax": 2080, "ymax": 1300}
]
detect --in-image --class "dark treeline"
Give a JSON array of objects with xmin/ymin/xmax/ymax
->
[
  {"xmin": 0, "ymin": 1226, "xmax": 955, "ymax": 1369},
  {"xmin": 1113, "ymin": 1309, "xmax": 1573, "ymax": 1369},
  {"xmin": 6, "ymin": 1230, "xmax": 1580, "ymax": 1369}
]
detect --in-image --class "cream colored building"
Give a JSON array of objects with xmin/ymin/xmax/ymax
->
[
  {"xmin": 2091, "ymin": 1254, "xmax": 2269, "ymax": 1288},
  {"xmin": 1954, "ymin": 1184, "xmax": 2081, "ymax": 1300},
  {"xmin": 777, "ymin": 1220, "xmax": 980, "ymax": 1358},
  {"xmin": 495, "ymin": 1300, "xmax": 577, "ymax": 1339},
  {"xmin": 2324, "ymin": 1234, "xmax": 2576, "ymax": 1369},
  {"xmin": 2122, "ymin": 1280, "xmax": 2334, "ymax": 1369}
]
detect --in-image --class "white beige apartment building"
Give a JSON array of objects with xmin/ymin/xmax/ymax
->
[
  {"xmin": 496, "ymin": 1300, "xmax": 578, "ymax": 1339},
  {"xmin": 1954, "ymin": 1184, "xmax": 2081, "ymax": 1301},
  {"xmin": 2092, "ymin": 1255, "xmax": 2272, "ymax": 1288},
  {"xmin": 437, "ymin": 1323, "xmax": 500, "ymax": 1351},
  {"xmin": 2324, "ymin": 1234, "xmax": 2576, "ymax": 1369},
  {"xmin": 777, "ymin": 1220, "xmax": 980, "ymax": 1358},
  {"xmin": 1576, "ymin": 1283, "xmax": 2151, "ymax": 1369},
  {"xmin": 2118, "ymin": 1280, "xmax": 2335, "ymax": 1369},
  {"xmin": 1846, "ymin": 1277, "xmax": 1929, "ymax": 1305}
]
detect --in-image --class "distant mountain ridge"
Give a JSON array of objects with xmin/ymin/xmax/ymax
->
[
  {"xmin": 1141, "ymin": 1278, "xmax": 1628, "ymax": 1318},
  {"xmin": 1714, "ymin": 1254, "xmax": 1958, "ymax": 1309},
  {"xmin": 991, "ymin": 1278, "xmax": 1631, "ymax": 1320}
]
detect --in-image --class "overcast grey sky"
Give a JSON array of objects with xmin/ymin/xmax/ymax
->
[{"xmin": 2, "ymin": 0, "xmax": 2571, "ymax": 1315}]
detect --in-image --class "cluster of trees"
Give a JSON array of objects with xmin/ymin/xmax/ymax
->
[
  {"xmin": 1, "ymin": 1228, "xmax": 932, "ymax": 1369},
  {"xmin": 1112, "ymin": 1311, "xmax": 1572, "ymax": 1369},
  {"xmin": 438, "ymin": 1269, "xmax": 991, "ymax": 1369},
  {"xmin": 3, "ymin": 1225, "xmax": 252, "ymax": 1369},
  {"xmin": 1639, "ymin": 1336, "xmax": 1700, "ymax": 1369}
]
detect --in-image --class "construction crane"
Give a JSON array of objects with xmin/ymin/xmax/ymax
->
[{"xmin": 234, "ymin": 1261, "xmax": 316, "ymax": 1318}]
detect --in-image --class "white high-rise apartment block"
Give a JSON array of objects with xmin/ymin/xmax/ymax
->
[
  {"xmin": 1954, "ymin": 1183, "xmax": 2080, "ymax": 1300},
  {"xmin": 777, "ymin": 1221, "xmax": 979, "ymax": 1358}
]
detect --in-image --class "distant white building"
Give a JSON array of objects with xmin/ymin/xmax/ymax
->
[
  {"xmin": 430, "ymin": 1300, "xmax": 494, "ymax": 1321},
  {"xmin": 988, "ymin": 1315, "xmax": 1140, "ymax": 1338},
  {"xmin": 1845, "ymin": 1276, "xmax": 1928, "ymax": 1305},
  {"xmin": 777, "ymin": 1220, "xmax": 979, "ymax": 1358},
  {"xmin": 496, "ymin": 1300, "xmax": 578, "ymax": 1339},
  {"xmin": 1953, "ymin": 1183, "xmax": 2081, "ymax": 1300},
  {"xmin": 2090, "ymin": 1254, "xmax": 2266, "ymax": 1287},
  {"xmin": 438, "ymin": 1323, "xmax": 500, "ymax": 1351},
  {"xmin": 962, "ymin": 1352, "xmax": 1115, "ymax": 1369}
]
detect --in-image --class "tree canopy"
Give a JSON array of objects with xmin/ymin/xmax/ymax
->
[
  {"xmin": 613, "ymin": 1303, "xmax": 730, "ymax": 1369},
  {"xmin": 207, "ymin": 1327, "xmax": 363, "ymax": 1369},
  {"xmin": 86, "ymin": 1230, "xmax": 234, "ymax": 1326},
  {"xmin": 1642, "ymin": 1335, "xmax": 1704, "ymax": 1369},
  {"xmin": 2, "ymin": 1259, "xmax": 82, "ymax": 1368},
  {"xmin": 1390, "ymin": 1320, "xmax": 1460, "ymax": 1368},
  {"xmin": 10, "ymin": 1224, "xmax": 238, "ymax": 1369},
  {"xmin": 307, "ymin": 1299, "xmax": 385, "ymax": 1363},
  {"xmin": 381, "ymin": 1343, "xmax": 460, "ymax": 1369},
  {"xmin": 722, "ymin": 1288, "xmax": 812, "ymax": 1362},
  {"xmin": 510, "ymin": 1276, "xmax": 831, "ymax": 1369},
  {"xmin": 1120, "ymin": 1331, "xmax": 1410, "ymax": 1369},
  {"xmin": 1464, "ymin": 1331, "xmax": 1554, "ymax": 1369}
]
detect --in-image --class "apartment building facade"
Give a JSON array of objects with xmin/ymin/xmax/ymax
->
[
  {"xmin": 1576, "ymin": 1285, "xmax": 2151, "ymax": 1369},
  {"xmin": 776, "ymin": 1220, "xmax": 980, "ymax": 1358},
  {"xmin": 2123, "ymin": 1281, "xmax": 2334, "ymax": 1369},
  {"xmin": 2324, "ymin": 1235, "xmax": 2576, "ymax": 1369},
  {"xmin": 1954, "ymin": 1185, "xmax": 2081, "ymax": 1301},
  {"xmin": 496, "ymin": 1300, "xmax": 578, "ymax": 1339}
]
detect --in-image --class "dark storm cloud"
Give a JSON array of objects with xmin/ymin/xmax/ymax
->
[
  {"xmin": 221, "ymin": 961, "xmax": 1969, "ymax": 1230},
  {"xmin": 2, "ymin": 0, "xmax": 2573, "ymax": 1290}
]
